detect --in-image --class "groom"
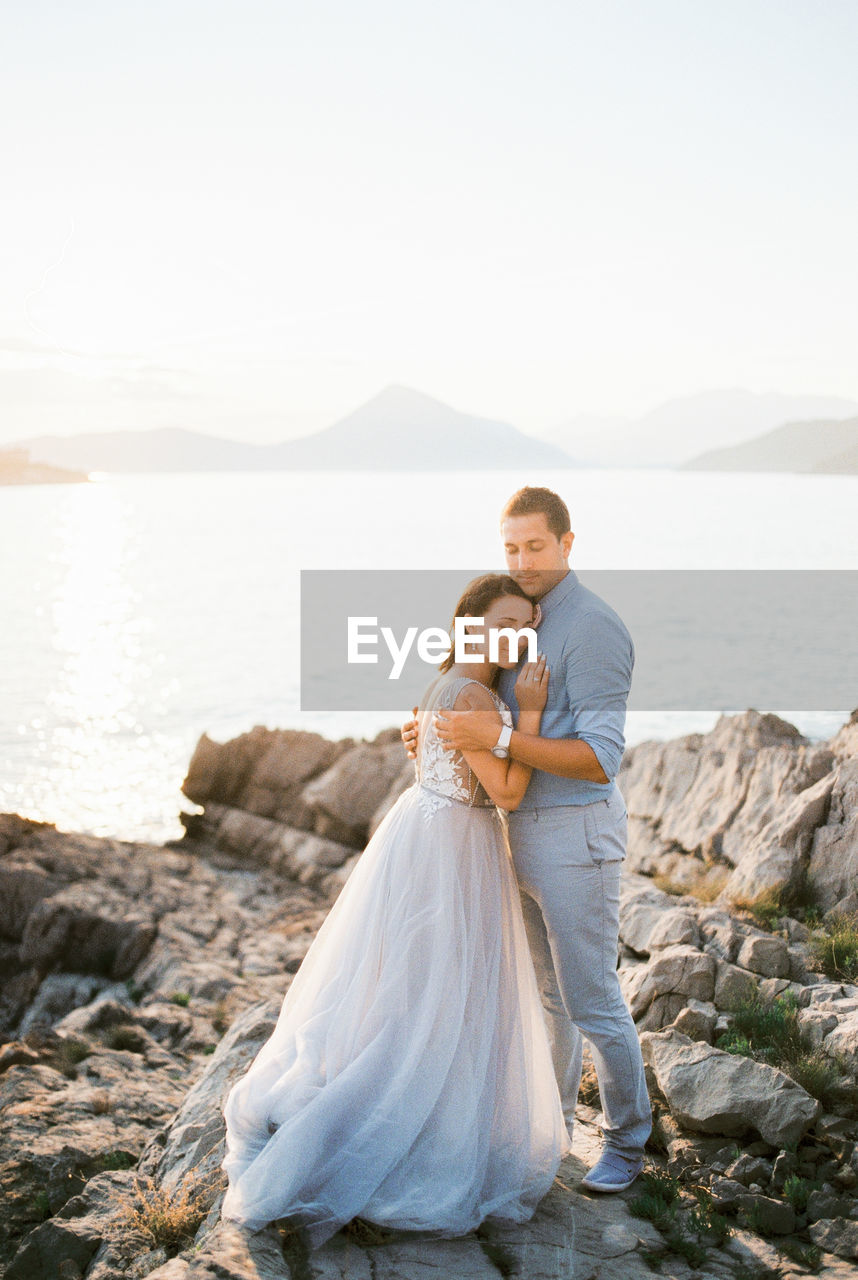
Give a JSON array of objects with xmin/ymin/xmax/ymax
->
[{"xmin": 404, "ymin": 485, "xmax": 651, "ymax": 1193}]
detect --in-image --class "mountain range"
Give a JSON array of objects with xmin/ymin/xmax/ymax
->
[
  {"xmin": 13, "ymin": 386, "xmax": 576, "ymax": 474},
  {"xmin": 9, "ymin": 384, "xmax": 858, "ymax": 475},
  {"xmin": 680, "ymin": 415, "xmax": 858, "ymax": 473}
]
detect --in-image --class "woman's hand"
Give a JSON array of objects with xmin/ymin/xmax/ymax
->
[
  {"xmin": 400, "ymin": 706, "xmax": 419, "ymax": 760},
  {"xmin": 514, "ymin": 654, "xmax": 549, "ymax": 713}
]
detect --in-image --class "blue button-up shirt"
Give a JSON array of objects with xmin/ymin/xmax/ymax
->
[{"xmin": 495, "ymin": 568, "xmax": 634, "ymax": 807}]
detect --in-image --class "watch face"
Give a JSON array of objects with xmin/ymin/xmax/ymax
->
[{"xmin": 491, "ymin": 747, "xmax": 509, "ymax": 758}]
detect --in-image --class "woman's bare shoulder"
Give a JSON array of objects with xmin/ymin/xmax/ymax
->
[{"xmin": 453, "ymin": 681, "xmax": 500, "ymax": 712}]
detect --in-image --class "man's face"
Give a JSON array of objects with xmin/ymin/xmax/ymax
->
[{"xmin": 501, "ymin": 512, "xmax": 574, "ymax": 602}]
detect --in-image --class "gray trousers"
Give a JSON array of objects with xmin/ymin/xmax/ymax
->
[{"xmin": 506, "ymin": 786, "xmax": 652, "ymax": 1160}]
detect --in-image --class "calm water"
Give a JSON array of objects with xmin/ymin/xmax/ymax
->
[{"xmin": 2, "ymin": 467, "xmax": 856, "ymax": 843}]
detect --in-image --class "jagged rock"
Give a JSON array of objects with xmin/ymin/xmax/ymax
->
[
  {"xmin": 724, "ymin": 1154, "xmax": 773, "ymax": 1187},
  {"xmin": 182, "ymin": 726, "xmax": 346, "ymax": 819},
  {"xmin": 724, "ymin": 770, "xmax": 837, "ymax": 904},
  {"xmin": 735, "ymin": 1192, "xmax": 795, "ymax": 1234},
  {"xmin": 19, "ymin": 974, "xmax": 113, "ymax": 1034},
  {"xmin": 799, "ymin": 1005, "xmax": 841, "ymax": 1048},
  {"xmin": 809, "ymin": 759, "xmax": 858, "ymax": 912},
  {"xmin": 824, "ymin": 1012, "xmax": 858, "ymax": 1072},
  {"xmin": 669, "ymin": 998, "xmax": 717, "ymax": 1043},
  {"xmin": 697, "ymin": 908, "xmax": 744, "ymax": 962},
  {"xmin": 621, "ymin": 946, "xmax": 716, "ymax": 1022},
  {"xmin": 20, "ymin": 884, "xmax": 157, "ymax": 978},
  {"xmin": 640, "ymin": 1028, "xmax": 821, "ymax": 1146},
  {"xmin": 647, "ymin": 909, "xmax": 700, "ymax": 951},
  {"xmin": 735, "ymin": 933, "xmax": 791, "ymax": 978},
  {"xmin": 809, "ymin": 1216, "xmax": 858, "ymax": 1259},
  {"xmin": 618, "ymin": 878, "xmax": 674, "ymax": 955},
  {"xmin": 709, "ymin": 1177, "xmax": 747, "ymax": 1211},
  {"xmin": 807, "ymin": 1189, "xmax": 856, "ymax": 1223},
  {"xmin": 301, "ymin": 741, "xmax": 410, "ymax": 838},
  {"xmin": 713, "ymin": 960, "xmax": 759, "ymax": 1011},
  {"xmin": 618, "ymin": 711, "xmax": 834, "ymax": 882}
]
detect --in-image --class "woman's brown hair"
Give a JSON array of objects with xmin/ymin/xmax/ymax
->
[{"xmin": 438, "ymin": 573, "xmax": 533, "ymax": 674}]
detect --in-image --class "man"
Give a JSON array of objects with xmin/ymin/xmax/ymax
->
[{"xmin": 402, "ymin": 486, "xmax": 651, "ymax": 1193}]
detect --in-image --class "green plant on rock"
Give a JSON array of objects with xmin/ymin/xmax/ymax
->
[
  {"xmin": 124, "ymin": 978, "xmax": 145, "ymax": 1004},
  {"xmin": 103, "ymin": 1024, "xmax": 146, "ymax": 1053},
  {"xmin": 808, "ymin": 911, "xmax": 858, "ymax": 982},
  {"xmin": 170, "ymin": 990, "xmax": 191, "ymax": 1007},
  {"xmin": 781, "ymin": 1173, "xmax": 822, "ymax": 1214},
  {"xmin": 53, "ymin": 1036, "xmax": 93, "ymax": 1077},
  {"xmin": 716, "ymin": 992, "xmax": 841, "ymax": 1108},
  {"xmin": 628, "ymin": 1166, "xmax": 723, "ymax": 1269},
  {"xmin": 30, "ymin": 1189, "xmax": 52, "ymax": 1222},
  {"xmin": 91, "ymin": 1149, "xmax": 137, "ymax": 1173},
  {"xmin": 730, "ymin": 871, "xmax": 817, "ymax": 932},
  {"xmin": 688, "ymin": 1186, "xmax": 732, "ymax": 1246},
  {"xmin": 780, "ymin": 1237, "xmax": 822, "ymax": 1271}
]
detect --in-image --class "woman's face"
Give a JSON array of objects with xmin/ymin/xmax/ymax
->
[{"xmin": 463, "ymin": 594, "xmax": 536, "ymax": 668}]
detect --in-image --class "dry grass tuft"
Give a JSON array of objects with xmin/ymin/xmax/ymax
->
[
  {"xmin": 652, "ymin": 867, "xmax": 729, "ymax": 903},
  {"xmin": 113, "ymin": 1170, "xmax": 221, "ymax": 1250}
]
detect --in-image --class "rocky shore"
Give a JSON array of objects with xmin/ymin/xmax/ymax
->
[
  {"xmin": 0, "ymin": 446, "xmax": 89, "ymax": 486},
  {"xmin": 2, "ymin": 708, "xmax": 858, "ymax": 1279}
]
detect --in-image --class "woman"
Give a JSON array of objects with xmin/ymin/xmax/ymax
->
[{"xmin": 220, "ymin": 574, "xmax": 570, "ymax": 1248}]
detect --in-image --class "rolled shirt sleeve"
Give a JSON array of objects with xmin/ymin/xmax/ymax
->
[{"xmin": 561, "ymin": 609, "xmax": 634, "ymax": 781}]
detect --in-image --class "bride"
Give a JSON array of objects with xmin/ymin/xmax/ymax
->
[{"xmin": 219, "ymin": 573, "xmax": 571, "ymax": 1248}]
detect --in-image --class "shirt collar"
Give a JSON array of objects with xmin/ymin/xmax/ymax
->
[{"xmin": 536, "ymin": 568, "xmax": 579, "ymax": 620}]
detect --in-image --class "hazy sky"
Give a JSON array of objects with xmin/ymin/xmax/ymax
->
[{"xmin": 2, "ymin": 0, "xmax": 857, "ymax": 444}]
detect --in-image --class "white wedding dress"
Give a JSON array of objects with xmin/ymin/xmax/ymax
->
[{"xmin": 220, "ymin": 673, "xmax": 570, "ymax": 1248}]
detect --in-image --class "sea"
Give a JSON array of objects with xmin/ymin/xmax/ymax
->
[{"xmin": 2, "ymin": 467, "xmax": 856, "ymax": 845}]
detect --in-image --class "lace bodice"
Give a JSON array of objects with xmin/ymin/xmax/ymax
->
[{"xmin": 414, "ymin": 674, "xmax": 513, "ymax": 818}]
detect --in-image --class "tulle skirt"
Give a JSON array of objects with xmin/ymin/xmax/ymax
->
[{"xmin": 220, "ymin": 782, "xmax": 570, "ymax": 1248}]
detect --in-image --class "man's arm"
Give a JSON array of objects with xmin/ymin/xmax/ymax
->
[
  {"xmin": 433, "ymin": 708, "xmax": 609, "ymax": 782},
  {"xmin": 434, "ymin": 608, "xmax": 633, "ymax": 785}
]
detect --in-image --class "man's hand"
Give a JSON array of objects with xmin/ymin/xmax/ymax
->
[
  {"xmin": 434, "ymin": 707, "xmax": 502, "ymax": 753},
  {"xmin": 401, "ymin": 706, "xmax": 419, "ymax": 760}
]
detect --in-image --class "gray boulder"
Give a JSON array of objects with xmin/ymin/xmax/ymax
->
[{"xmin": 640, "ymin": 1028, "xmax": 820, "ymax": 1146}]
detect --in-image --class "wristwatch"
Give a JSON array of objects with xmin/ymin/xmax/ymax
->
[{"xmin": 491, "ymin": 725, "xmax": 513, "ymax": 758}]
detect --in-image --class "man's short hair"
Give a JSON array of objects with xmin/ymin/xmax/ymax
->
[{"xmin": 500, "ymin": 486, "xmax": 571, "ymax": 540}]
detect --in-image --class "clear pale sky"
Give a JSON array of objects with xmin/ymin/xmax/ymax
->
[{"xmin": 2, "ymin": 0, "xmax": 856, "ymax": 444}]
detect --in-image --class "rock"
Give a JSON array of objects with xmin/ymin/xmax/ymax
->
[
  {"xmin": 622, "ymin": 946, "xmax": 716, "ymax": 1022},
  {"xmin": 18, "ymin": 973, "xmax": 112, "ymax": 1033},
  {"xmin": 808, "ymin": 759, "xmax": 858, "ymax": 912},
  {"xmin": 799, "ymin": 1005, "xmax": 840, "ymax": 1048},
  {"xmin": 736, "ymin": 1192, "xmax": 796, "ymax": 1234},
  {"xmin": 182, "ymin": 726, "xmax": 345, "ymax": 818},
  {"xmin": 618, "ymin": 879, "xmax": 674, "ymax": 955},
  {"xmin": 724, "ymin": 770, "xmax": 837, "ymax": 904},
  {"xmin": 809, "ymin": 1216, "xmax": 858, "ymax": 1259},
  {"xmin": 302, "ymin": 741, "xmax": 409, "ymax": 838},
  {"xmin": 697, "ymin": 909, "xmax": 744, "ymax": 962},
  {"xmin": 824, "ymin": 1013, "xmax": 858, "ymax": 1072},
  {"xmin": 807, "ymin": 1189, "xmax": 855, "ymax": 1223},
  {"xmin": 618, "ymin": 711, "xmax": 834, "ymax": 884},
  {"xmin": 770, "ymin": 1150, "xmax": 798, "ymax": 1190},
  {"xmin": 647, "ymin": 909, "xmax": 701, "ymax": 951},
  {"xmin": 725, "ymin": 1154, "xmax": 773, "ymax": 1187},
  {"xmin": 20, "ymin": 884, "xmax": 157, "ymax": 978},
  {"xmin": 713, "ymin": 960, "xmax": 759, "ymax": 1011},
  {"xmin": 736, "ymin": 933, "xmax": 791, "ymax": 979},
  {"xmin": 670, "ymin": 998, "xmax": 717, "ymax": 1043},
  {"xmin": 757, "ymin": 977, "xmax": 796, "ymax": 1003},
  {"xmin": 709, "ymin": 1177, "xmax": 748, "ymax": 1211},
  {"xmin": 640, "ymin": 1028, "xmax": 821, "ymax": 1146}
]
